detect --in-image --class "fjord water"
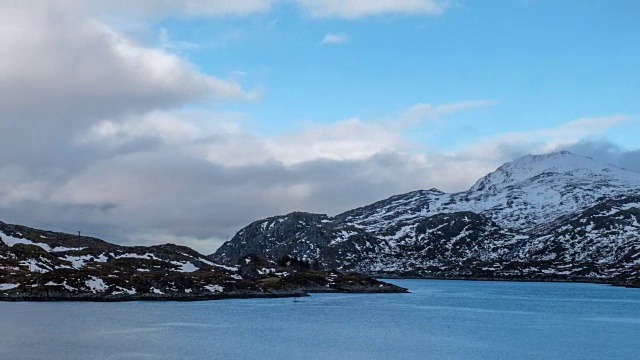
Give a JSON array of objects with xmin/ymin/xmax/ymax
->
[{"xmin": 1, "ymin": 280, "xmax": 639, "ymax": 360}]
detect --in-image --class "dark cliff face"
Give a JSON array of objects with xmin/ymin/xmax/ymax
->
[
  {"xmin": 212, "ymin": 212, "xmax": 333, "ymax": 265},
  {"xmin": 211, "ymin": 152, "xmax": 640, "ymax": 286}
]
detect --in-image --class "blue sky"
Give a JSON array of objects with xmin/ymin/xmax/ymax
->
[
  {"xmin": 150, "ymin": 0, "xmax": 640, "ymax": 149},
  {"xmin": 1, "ymin": 0, "xmax": 639, "ymax": 252}
]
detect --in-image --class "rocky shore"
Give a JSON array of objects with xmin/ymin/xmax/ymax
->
[{"xmin": 0, "ymin": 222, "xmax": 407, "ymax": 302}]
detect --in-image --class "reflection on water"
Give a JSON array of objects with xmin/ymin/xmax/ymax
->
[
  {"xmin": 1, "ymin": 280, "xmax": 639, "ymax": 360},
  {"xmin": 581, "ymin": 317, "xmax": 640, "ymax": 324}
]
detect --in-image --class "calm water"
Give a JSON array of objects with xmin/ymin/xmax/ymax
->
[{"xmin": 1, "ymin": 280, "xmax": 639, "ymax": 359}]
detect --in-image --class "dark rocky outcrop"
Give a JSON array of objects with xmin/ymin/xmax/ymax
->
[{"xmin": 0, "ymin": 224, "xmax": 407, "ymax": 301}]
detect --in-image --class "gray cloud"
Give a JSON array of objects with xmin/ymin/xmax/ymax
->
[
  {"xmin": 561, "ymin": 139, "xmax": 640, "ymax": 173},
  {"xmin": 0, "ymin": 117, "xmax": 484, "ymax": 254},
  {"xmin": 3, "ymin": 103, "xmax": 635, "ymax": 254},
  {"xmin": 0, "ymin": 6, "xmax": 249, "ymax": 120},
  {"xmin": 0, "ymin": 2, "xmax": 251, "ymax": 168}
]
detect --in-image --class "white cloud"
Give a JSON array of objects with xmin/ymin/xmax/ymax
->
[
  {"xmin": 267, "ymin": 117, "xmax": 403, "ymax": 164},
  {"xmin": 158, "ymin": 28, "xmax": 200, "ymax": 51},
  {"xmin": 0, "ymin": 4, "xmax": 252, "ymax": 124},
  {"xmin": 103, "ymin": 23, "xmax": 250, "ymax": 101},
  {"xmin": 296, "ymin": 0, "xmax": 448, "ymax": 18},
  {"xmin": 320, "ymin": 33, "xmax": 349, "ymax": 45},
  {"xmin": 77, "ymin": 112, "xmax": 201, "ymax": 147},
  {"xmin": 170, "ymin": 0, "xmax": 276, "ymax": 16},
  {"xmin": 197, "ymin": 100, "xmax": 486, "ymax": 166},
  {"xmin": 400, "ymin": 99, "xmax": 497, "ymax": 125}
]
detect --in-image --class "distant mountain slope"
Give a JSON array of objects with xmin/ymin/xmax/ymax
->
[
  {"xmin": 211, "ymin": 152, "xmax": 640, "ymax": 287},
  {"xmin": 0, "ymin": 222, "xmax": 406, "ymax": 301}
]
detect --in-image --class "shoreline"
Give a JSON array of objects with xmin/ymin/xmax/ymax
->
[
  {"xmin": 0, "ymin": 282, "xmax": 409, "ymax": 302},
  {"xmin": 375, "ymin": 274, "xmax": 639, "ymax": 289},
  {"xmin": 3, "ymin": 275, "xmax": 637, "ymax": 302}
]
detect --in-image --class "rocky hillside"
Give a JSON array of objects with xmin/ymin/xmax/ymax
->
[
  {"xmin": 212, "ymin": 152, "xmax": 640, "ymax": 287},
  {"xmin": 0, "ymin": 222, "xmax": 406, "ymax": 301}
]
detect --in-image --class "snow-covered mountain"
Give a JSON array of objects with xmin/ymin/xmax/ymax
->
[{"xmin": 212, "ymin": 152, "xmax": 640, "ymax": 286}]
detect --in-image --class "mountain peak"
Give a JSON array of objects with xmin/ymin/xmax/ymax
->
[
  {"xmin": 510, "ymin": 150, "xmax": 585, "ymax": 163},
  {"xmin": 469, "ymin": 151, "xmax": 638, "ymax": 192}
]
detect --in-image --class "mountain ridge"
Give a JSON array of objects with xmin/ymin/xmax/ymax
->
[{"xmin": 212, "ymin": 152, "xmax": 640, "ymax": 287}]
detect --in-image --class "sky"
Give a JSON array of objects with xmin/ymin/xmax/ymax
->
[{"xmin": 1, "ymin": 0, "xmax": 639, "ymax": 253}]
